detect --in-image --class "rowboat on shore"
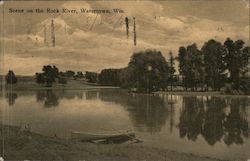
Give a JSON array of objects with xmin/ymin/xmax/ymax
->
[{"xmin": 71, "ymin": 130, "xmax": 135, "ymax": 142}]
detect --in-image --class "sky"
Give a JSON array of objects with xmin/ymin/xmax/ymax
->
[{"xmin": 1, "ymin": 0, "xmax": 249, "ymax": 75}]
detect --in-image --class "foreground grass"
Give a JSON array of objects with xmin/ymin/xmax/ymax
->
[{"xmin": 0, "ymin": 125, "xmax": 225, "ymax": 161}]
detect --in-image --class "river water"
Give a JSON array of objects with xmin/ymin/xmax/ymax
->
[{"xmin": 0, "ymin": 89, "xmax": 249, "ymax": 161}]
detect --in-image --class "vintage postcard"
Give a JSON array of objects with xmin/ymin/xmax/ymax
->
[{"xmin": 0, "ymin": 0, "xmax": 250, "ymax": 161}]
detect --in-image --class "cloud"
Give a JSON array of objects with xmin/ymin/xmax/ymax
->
[
  {"xmin": 4, "ymin": 54, "xmax": 54, "ymax": 75},
  {"xmin": 2, "ymin": 1, "xmax": 249, "ymax": 75},
  {"xmin": 179, "ymin": 16, "xmax": 249, "ymax": 47},
  {"xmin": 156, "ymin": 17, "xmax": 186, "ymax": 31}
]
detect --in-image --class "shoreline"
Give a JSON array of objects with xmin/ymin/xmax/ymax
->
[
  {"xmin": 1, "ymin": 76, "xmax": 249, "ymax": 96},
  {"xmin": 154, "ymin": 91, "xmax": 250, "ymax": 97},
  {"xmin": 1, "ymin": 86, "xmax": 249, "ymax": 97},
  {"xmin": 2, "ymin": 86, "xmax": 120, "ymax": 91},
  {"xmin": 0, "ymin": 125, "xmax": 225, "ymax": 161},
  {"xmin": 1, "ymin": 77, "xmax": 120, "ymax": 91}
]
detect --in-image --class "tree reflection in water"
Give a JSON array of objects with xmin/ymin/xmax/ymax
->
[
  {"xmin": 179, "ymin": 96, "xmax": 250, "ymax": 146},
  {"xmin": 202, "ymin": 97, "xmax": 226, "ymax": 145},
  {"xmin": 36, "ymin": 90, "xmax": 99, "ymax": 107},
  {"xmin": 179, "ymin": 97, "xmax": 205, "ymax": 141},
  {"xmin": 36, "ymin": 90, "xmax": 59, "ymax": 107},
  {"xmin": 223, "ymin": 98, "xmax": 249, "ymax": 146},
  {"xmin": 5, "ymin": 92, "xmax": 18, "ymax": 106},
  {"xmin": 7, "ymin": 89, "xmax": 249, "ymax": 146},
  {"xmin": 98, "ymin": 90, "xmax": 171, "ymax": 133}
]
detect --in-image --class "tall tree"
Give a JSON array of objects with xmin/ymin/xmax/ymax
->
[
  {"xmin": 35, "ymin": 73, "xmax": 45, "ymax": 85},
  {"xmin": 178, "ymin": 46, "xmax": 188, "ymax": 90},
  {"xmin": 42, "ymin": 65, "xmax": 58, "ymax": 87},
  {"xmin": 85, "ymin": 71, "xmax": 98, "ymax": 83},
  {"xmin": 188, "ymin": 43, "xmax": 204, "ymax": 90},
  {"xmin": 178, "ymin": 44, "xmax": 203, "ymax": 91},
  {"xmin": 224, "ymin": 38, "xmax": 250, "ymax": 90},
  {"xmin": 99, "ymin": 69, "xmax": 121, "ymax": 86},
  {"xmin": 5, "ymin": 70, "xmax": 18, "ymax": 84},
  {"xmin": 126, "ymin": 49, "xmax": 169, "ymax": 92},
  {"xmin": 168, "ymin": 51, "xmax": 176, "ymax": 91},
  {"xmin": 119, "ymin": 67, "xmax": 135, "ymax": 88},
  {"xmin": 202, "ymin": 39, "xmax": 226, "ymax": 91}
]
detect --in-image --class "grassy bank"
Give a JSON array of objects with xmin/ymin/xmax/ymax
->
[
  {"xmin": 1, "ymin": 76, "xmax": 248, "ymax": 97},
  {"xmin": 0, "ymin": 125, "xmax": 224, "ymax": 161},
  {"xmin": 1, "ymin": 76, "xmax": 119, "ymax": 91}
]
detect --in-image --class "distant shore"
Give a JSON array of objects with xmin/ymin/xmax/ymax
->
[
  {"xmin": 1, "ymin": 76, "xmax": 249, "ymax": 97},
  {"xmin": 1, "ymin": 76, "xmax": 120, "ymax": 91},
  {"xmin": 3, "ymin": 85, "xmax": 120, "ymax": 91},
  {"xmin": 0, "ymin": 125, "xmax": 224, "ymax": 161}
]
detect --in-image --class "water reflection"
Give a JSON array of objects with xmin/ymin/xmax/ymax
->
[
  {"xmin": 98, "ymin": 90, "xmax": 171, "ymax": 133},
  {"xmin": 86, "ymin": 90, "xmax": 99, "ymax": 100},
  {"xmin": 179, "ymin": 97, "xmax": 205, "ymax": 141},
  {"xmin": 223, "ymin": 98, "xmax": 249, "ymax": 146},
  {"xmin": 36, "ymin": 90, "xmax": 59, "ymax": 107},
  {"xmin": 5, "ymin": 92, "xmax": 18, "ymax": 106},
  {"xmin": 3, "ymin": 89, "xmax": 250, "ymax": 146},
  {"xmin": 35, "ymin": 90, "xmax": 100, "ymax": 107},
  {"xmin": 179, "ymin": 97, "xmax": 250, "ymax": 146},
  {"xmin": 33, "ymin": 90, "xmax": 170, "ymax": 132},
  {"xmin": 202, "ymin": 97, "xmax": 226, "ymax": 145}
]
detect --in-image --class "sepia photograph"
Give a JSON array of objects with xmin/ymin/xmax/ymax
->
[{"xmin": 0, "ymin": 0, "xmax": 250, "ymax": 161}]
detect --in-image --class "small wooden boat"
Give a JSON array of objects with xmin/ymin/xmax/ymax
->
[{"xmin": 71, "ymin": 130, "xmax": 135, "ymax": 141}]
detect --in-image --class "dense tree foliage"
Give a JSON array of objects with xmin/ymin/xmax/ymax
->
[
  {"xmin": 99, "ymin": 69, "xmax": 121, "ymax": 86},
  {"xmin": 36, "ymin": 65, "xmax": 62, "ymax": 87},
  {"xmin": 119, "ymin": 67, "xmax": 135, "ymax": 88},
  {"xmin": 75, "ymin": 71, "xmax": 84, "ymax": 79},
  {"xmin": 6, "ymin": 70, "xmax": 18, "ymax": 84},
  {"xmin": 35, "ymin": 73, "xmax": 45, "ymax": 85},
  {"xmin": 202, "ymin": 39, "xmax": 226, "ymax": 91},
  {"xmin": 178, "ymin": 44, "xmax": 204, "ymax": 91},
  {"xmin": 42, "ymin": 65, "xmax": 59, "ymax": 87},
  {"xmin": 85, "ymin": 71, "xmax": 98, "ymax": 83},
  {"xmin": 223, "ymin": 38, "xmax": 250, "ymax": 91},
  {"xmin": 64, "ymin": 70, "xmax": 75, "ymax": 78},
  {"xmin": 121, "ymin": 50, "xmax": 169, "ymax": 92},
  {"xmin": 168, "ymin": 51, "xmax": 176, "ymax": 91},
  {"xmin": 97, "ymin": 38, "xmax": 249, "ymax": 94},
  {"xmin": 177, "ymin": 38, "xmax": 250, "ymax": 93},
  {"xmin": 31, "ymin": 38, "xmax": 249, "ymax": 94}
]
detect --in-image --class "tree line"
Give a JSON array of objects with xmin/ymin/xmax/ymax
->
[
  {"xmin": 5, "ymin": 37, "xmax": 250, "ymax": 94},
  {"xmin": 178, "ymin": 38, "xmax": 250, "ymax": 93},
  {"xmin": 5, "ymin": 65, "xmax": 89, "ymax": 87},
  {"xmin": 98, "ymin": 38, "xmax": 250, "ymax": 94},
  {"xmin": 35, "ymin": 66, "xmax": 91, "ymax": 87}
]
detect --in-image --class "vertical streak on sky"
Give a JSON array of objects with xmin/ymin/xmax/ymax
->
[
  {"xmin": 44, "ymin": 25, "xmax": 47, "ymax": 46},
  {"xmin": 90, "ymin": 14, "xmax": 98, "ymax": 31},
  {"xmin": 133, "ymin": 17, "xmax": 136, "ymax": 46},
  {"xmin": 51, "ymin": 19, "xmax": 55, "ymax": 48},
  {"xmin": 125, "ymin": 17, "xmax": 129, "ymax": 39},
  {"xmin": 248, "ymin": 0, "xmax": 250, "ymax": 45}
]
